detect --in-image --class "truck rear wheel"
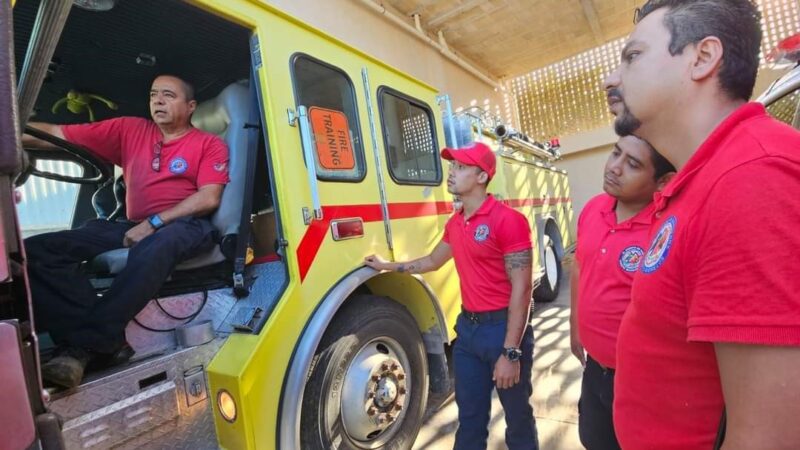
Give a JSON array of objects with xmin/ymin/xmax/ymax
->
[
  {"xmin": 300, "ymin": 295, "xmax": 429, "ymax": 450},
  {"xmin": 534, "ymin": 234, "xmax": 562, "ymax": 303}
]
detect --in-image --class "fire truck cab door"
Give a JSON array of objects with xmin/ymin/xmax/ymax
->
[{"xmin": 284, "ymin": 53, "xmax": 389, "ymax": 282}]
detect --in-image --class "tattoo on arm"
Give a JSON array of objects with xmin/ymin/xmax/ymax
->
[
  {"xmin": 504, "ymin": 249, "xmax": 532, "ymax": 276},
  {"xmin": 397, "ymin": 263, "xmax": 418, "ymax": 274}
]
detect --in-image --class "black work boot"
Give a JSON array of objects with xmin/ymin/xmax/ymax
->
[
  {"xmin": 41, "ymin": 347, "xmax": 92, "ymax": 389},
  {"xmin": 90, "ymin": 342, "xmax": 135, "ymax": 370}
]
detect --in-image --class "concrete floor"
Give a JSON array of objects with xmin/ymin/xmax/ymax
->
[{"xmin": 415, "ymin": 263, "xmax": 583, "ymax": 450}]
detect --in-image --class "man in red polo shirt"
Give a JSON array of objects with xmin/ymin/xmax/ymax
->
[
  {"xmin": 365, "ymin": 141, "xmax": 538, "ymax": 450},
  {"xmin": 570, "ymin": 135, "xmax": 674, "ymax": 450},
  {"xmin": 22, "ymin": 75, "xmax": 229, "ymax": 388},
  {"xmin": 604, "ymin": 0, "xmax": 800, "ymax": 448}
]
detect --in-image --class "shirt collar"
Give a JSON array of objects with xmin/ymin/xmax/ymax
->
[
  {"xmin": 460, "ymin": 194, "xmax": 497, "ymax": 219},
  {"xmin": 661, "ymin": 102, "xmax": 766, "ymax": 200},
  {"xmin": 599, "ymin": 193, "xmax": 655, "ymax": 228}
]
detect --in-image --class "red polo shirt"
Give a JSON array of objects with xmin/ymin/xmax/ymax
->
[
  {"xmin": 442, "ymin": 195, "xmax": 532, "ymax": 312},
  {"xmin": 614, "ymin": 103, "xmax": 800, "ymax": 449},
  {"xmin": 576, "ymin": 193, "xmax": 653, "ymax": 369},
  {"xmin": 62, "ymin": 117, "xmax": 229, "ymax": 222}
]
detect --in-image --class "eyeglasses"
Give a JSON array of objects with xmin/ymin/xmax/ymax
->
[{"xmin": 152, "ymin": 141, "xmax": 163, "ymax": 172}]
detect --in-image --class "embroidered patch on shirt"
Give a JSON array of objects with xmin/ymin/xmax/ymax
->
[
  {"xmin": 474, "ymin": 224, "xmax": 490, "ymax": 242},
  {"xmin": 213, "ymin": 161, "xmax": 227, "ymax": 172},
  {"xmin": 169, "ymin": 157, "xmax": 188, "ymax": 174},
  {"xmin": 619, "ymin": 246, "xmax": 644, "ymax": 272},
  {"xmin": 642, "ymin": 216, "xmax": 676, "ymax": 274}
]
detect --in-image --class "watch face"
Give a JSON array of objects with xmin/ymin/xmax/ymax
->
[
  {"xmin": 149, "ymin": 215, "xmax": 163, "ymax": 229},
  {"xmin": 505, "ymin": 348, "xmax": 522, "ymax": 361}
]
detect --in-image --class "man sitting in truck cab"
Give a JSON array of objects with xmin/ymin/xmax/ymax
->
[{"xmin": 22, "ymin": 74, "xmax": 229, "ymax": 389}]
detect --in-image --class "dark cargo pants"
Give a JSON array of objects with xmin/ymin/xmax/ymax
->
[{"xmin": 26, "ymin": 217, "xmax": 215, "ymax": 354}]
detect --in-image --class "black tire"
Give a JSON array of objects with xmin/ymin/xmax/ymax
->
[
  {"xmin": 300, "ymin": 295, "xmax": 429, "ymax": 450},
  {"xmin": 534, "ymin": 234, "xmax": 562, "ymax": 303}
]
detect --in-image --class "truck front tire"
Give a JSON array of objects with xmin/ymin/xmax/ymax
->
[{"xmin": 300, "ymin": 295, "xmax": 429, "ymax": 450}]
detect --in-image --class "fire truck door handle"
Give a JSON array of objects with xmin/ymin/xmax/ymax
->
[{"xmin": 294, "ymin": 105, "xmax": 323, "ymax": 223}]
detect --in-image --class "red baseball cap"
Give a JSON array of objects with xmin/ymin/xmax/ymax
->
[{"xmin": 441, "ymin": 141, "xmax": 496, "ymax": 180}]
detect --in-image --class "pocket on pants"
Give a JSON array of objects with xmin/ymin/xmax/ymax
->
[{"xmin": 454, "ymin": 314, "xmax": 463, "ymax": 334}]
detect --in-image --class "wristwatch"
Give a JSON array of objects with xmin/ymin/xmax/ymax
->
[
  {"xmin": 147, "ymin": 214, "xmax": 165, "ymax": 230},
  {"xmin": 503, "ymin": 347, "xmax": 523, "ymax": 362}
]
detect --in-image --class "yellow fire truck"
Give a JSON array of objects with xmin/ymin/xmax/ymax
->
[{"xmin": 0, "ymin": 0, "xmax": 573, "ymax": 448}]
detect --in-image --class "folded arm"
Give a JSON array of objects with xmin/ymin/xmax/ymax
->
[{"xmin": 123, "ymin": 184, "xmax": 223, "ymax": 247}]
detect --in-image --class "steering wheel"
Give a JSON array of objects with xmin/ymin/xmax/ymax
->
[{"xmin": 19, "ymin": 126, "xmax": 113, "ymax": 186}]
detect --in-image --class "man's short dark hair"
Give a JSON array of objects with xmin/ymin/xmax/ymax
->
[
  {"xmin": 636, "ymin": 0, "xmax": 762, "ymax": 101},
  {"xmin": 156, "ymin": 74, "xmax": 196, "ymax": 102},
  {"xmin": 642, "ymin": 138, "xmax": 676, "ymax": 180}
]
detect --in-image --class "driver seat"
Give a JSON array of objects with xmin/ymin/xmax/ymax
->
[{"xmin": 89, "ymin": 80, "xmax": 250, "ymax": 275}]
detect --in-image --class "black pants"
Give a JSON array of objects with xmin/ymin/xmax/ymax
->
[
  {"xmin": 578, "ymin": 355, "xmax": 621, "ymax": 450},
  {"xmin": 26, "ymin": 217, "xmax": 215, "ymax": 354}
]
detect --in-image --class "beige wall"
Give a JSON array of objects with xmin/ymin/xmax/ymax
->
[
  {"xmin": 260, "ymin": 0, "xmax": 504, "ymax": 113},
  {"xmin": 557, "ymin": 66, "xmax": 789, "ymax": 218},
  {"xmin": 560, "ymin": 145, "xmax": 612, "ymax": 220}
]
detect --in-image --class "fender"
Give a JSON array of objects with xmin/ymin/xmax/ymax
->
[{"xmin": 277, "ymin": 267, "xmax": 448, "ymax": 449}]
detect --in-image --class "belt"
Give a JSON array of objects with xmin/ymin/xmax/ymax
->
[
  {"xmin": 461, "ymin": 307, "xmax": 508, "ymax": 324},
  {"xmin": 588, "ymin": 355, "xmax": 615, "ymax": 374}
]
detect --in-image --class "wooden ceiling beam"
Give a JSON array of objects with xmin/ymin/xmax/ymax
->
[
  {"xmin": 579, "ymin": 0, "xmax": 605, "ymax": 45},
  {"xmin": 428, "ymin": 0, "xmax": 485, "ymax": 28}
]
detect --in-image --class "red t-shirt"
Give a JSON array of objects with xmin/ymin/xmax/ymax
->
[
  {"xmin": 614, "ymin": 103, "xmax": 800, "ymax": 449},
  {"xmin": 62, "ymin": 117, "xmax": 229, "ymax": 222},
  {"xmin": 442, "ymin": 195, "xmax": 532, "ymax": 312},
  {"xmin": 576, "ymin": 193, "xmax": 653, "ymax": 369}
]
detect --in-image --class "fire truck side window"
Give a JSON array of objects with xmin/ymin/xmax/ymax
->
[
  {"xmin": 766, "ymin": 89, "xmax": 800, "ymax": 129},
  {"xmin": 291, "ymin": 54, "xmax": 366, "ymax": 181},
  {"xmin": 377, "ymin": 88, "xmax": 442, "ymax": 185}
]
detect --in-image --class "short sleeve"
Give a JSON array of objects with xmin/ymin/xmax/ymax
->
[
  {"xmin": 686, "ymin": 158, "xmax": 800, "ymax": 345},
  {"xmin": 574, "ymin": 194, "xmax": 605, "ymax": 266},
  {"xmin": 196, "ymin": 136, "xmax": 230, "ymax": 187},
  {"xmin": 61, "ymin": 117, "xmax": 130, "ymax": 166},
  {"xmin": 498, "ymin": 210, "xmax": 532, "ymax": 255},
  {"xmin": 575, "ymin": 201, "xmax": 591, "ymax": 265},
  {"xmin": 442, "ymin": 214, "xmax": 457, "ymax": 244}
]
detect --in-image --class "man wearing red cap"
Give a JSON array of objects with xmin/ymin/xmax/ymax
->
[{"xmin": 366, "ymin": 141, "xmax": 539, "ymax": 450}]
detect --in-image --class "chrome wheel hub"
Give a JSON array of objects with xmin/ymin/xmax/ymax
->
[
  {"xmin": 340, "ymin": 338, "xmax": 410, "ymax": 447},
  {"xmin": 374, "ymin": 374, "xmax": 399, "ymax": 408}
]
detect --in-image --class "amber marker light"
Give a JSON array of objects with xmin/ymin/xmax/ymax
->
[{"xmin": 217, "ymin": 389, "xmax": 237, "ymax": 423}]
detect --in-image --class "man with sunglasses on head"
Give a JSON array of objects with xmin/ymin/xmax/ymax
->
[{"xmin": 21, "ymin": 74, "xmax": 229, "ymax": 389}]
